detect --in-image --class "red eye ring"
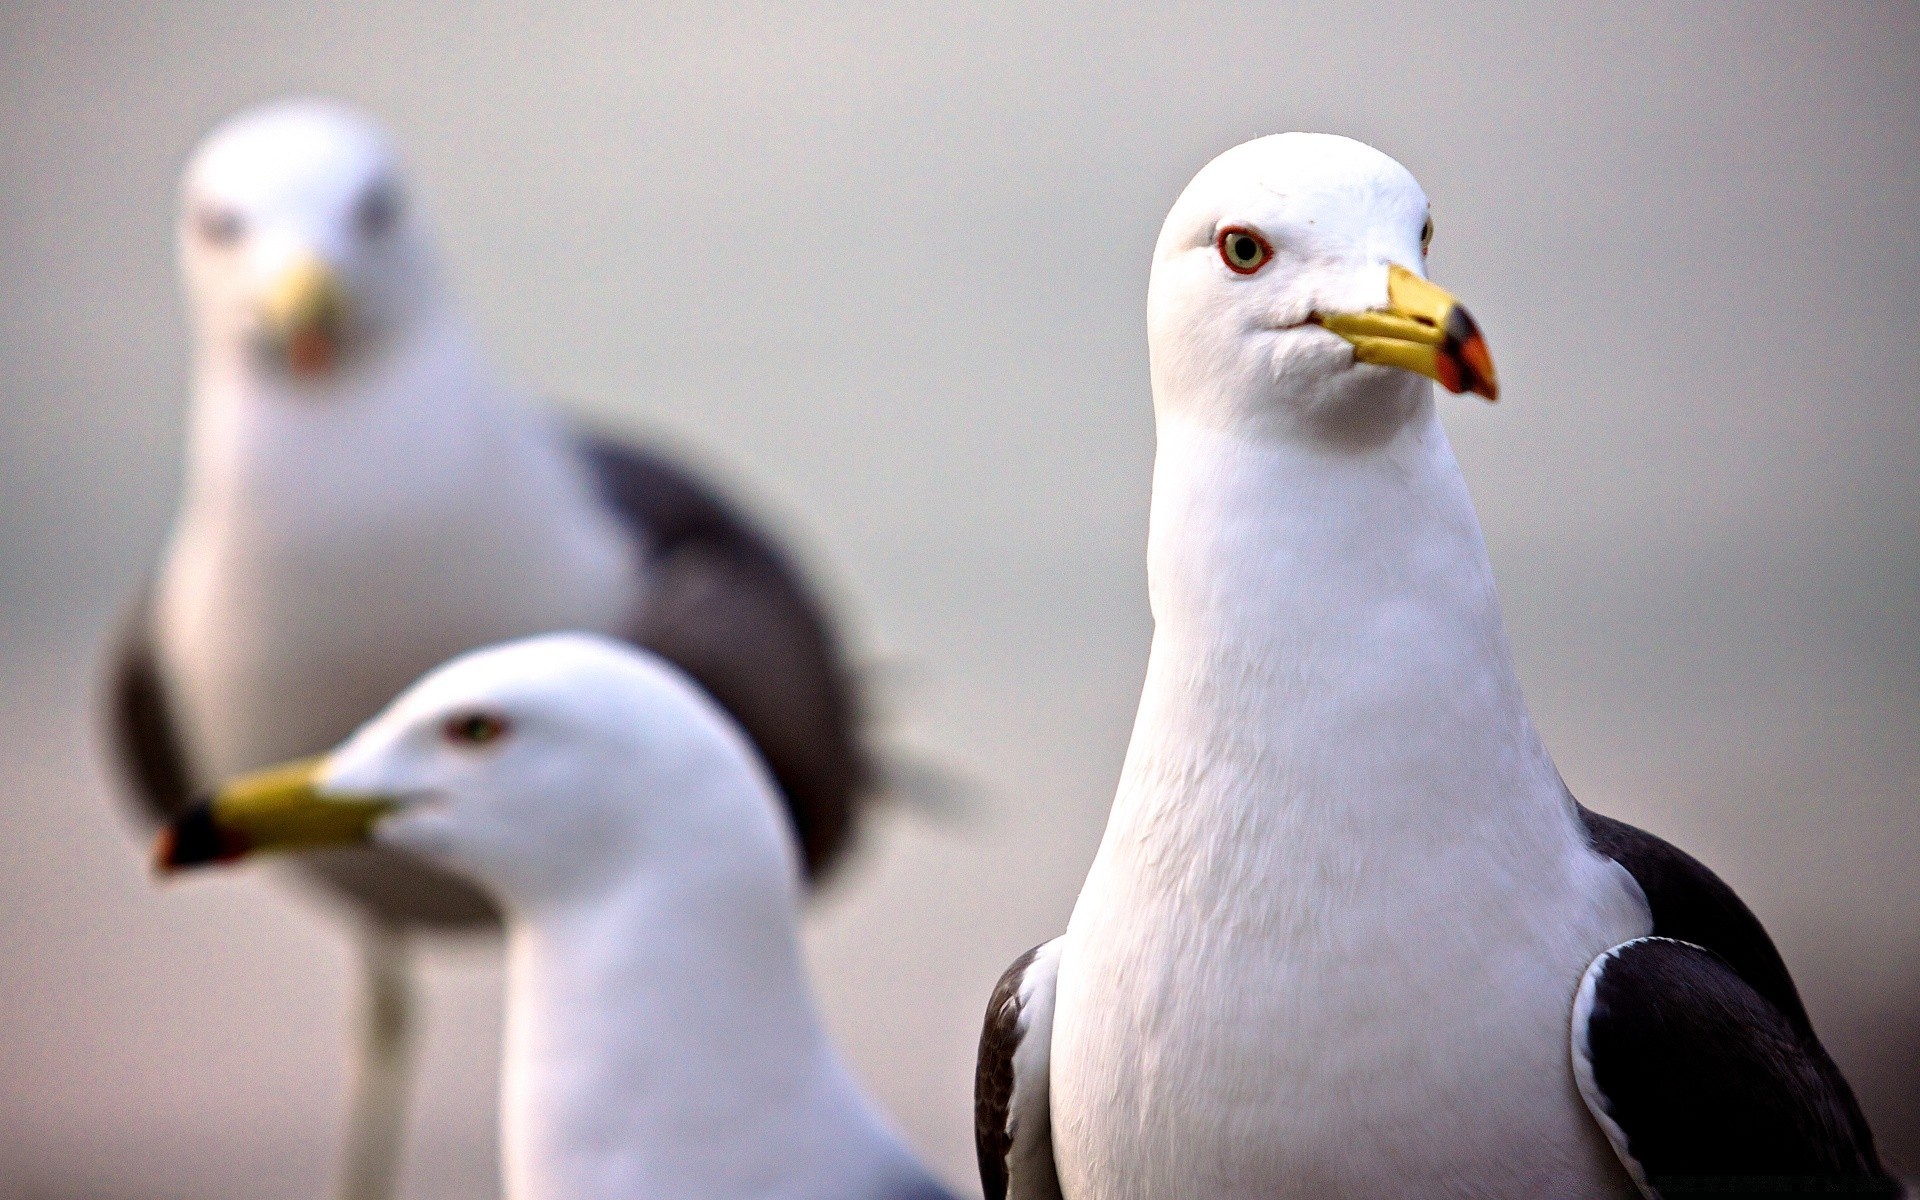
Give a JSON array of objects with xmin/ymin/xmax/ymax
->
[
  {"xmin": 442, "ymin": 711, "xmax": 511, "ymax": 748},
  {"xmin": 1216, "ymin": 225, "xmax": 1273, "ymax": 274}
]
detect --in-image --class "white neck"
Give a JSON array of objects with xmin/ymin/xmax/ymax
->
[
  {"xmin": 1051, "ymin": 373, "xmax": 1650, "ymax": 1200},
  {"xmin": 500, "ymin": 867, "xmax": 924, "ymax": 1200},
  {"xmin": 179, "ymin": 308, "xmax": 504, "ymax": 532},
  {"xmin": 1108, "ymin": 382, "xmax": 1573, "ymax": 895}
]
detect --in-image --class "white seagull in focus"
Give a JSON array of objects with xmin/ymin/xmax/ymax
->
[{"xmin": 973, "ymin": 133, "xmax": 1894, "ymax": 1200}]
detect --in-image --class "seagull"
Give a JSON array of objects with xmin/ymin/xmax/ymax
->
[
  {"xmin": 103, "ymin": 97, "xmax": 868, "ymax": 1200},
  {"xmin": 972, "ymin": 134, "xmax": 1897, "ymax": 1200},
  {"xmin": 153, "ymin": 633, "xmax": 956, "ymax": 1200}
]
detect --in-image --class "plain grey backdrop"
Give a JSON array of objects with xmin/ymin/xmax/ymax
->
[{"xmin": 2, "ymin": 2, "xmax": 1915, "ymax": 1196}]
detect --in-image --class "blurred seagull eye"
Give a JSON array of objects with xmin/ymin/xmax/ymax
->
[
  {"xmin": 195, "ymin": 205, "xmax": 245, "ymax": 248},
  {"xmin": 357, "ymin": 184, "xmax": 401, "ymax": 239},
  {"xmin": 1421, "ymin": 216, "xmax": 1434, "ymax": 255},
  {"xmin": 1217, "ymin": 226, "xmax": 1272, "ymax": 275},
  {"xmin": 442, "ymin": 711, "xmax": 510, "ymax": 748}
]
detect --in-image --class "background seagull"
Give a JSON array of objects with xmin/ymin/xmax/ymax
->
[
  {"xmin": 103, "ymin": 97, "xmax": 870, "ymax": 1200},
  {"xmin": 156, "ymin": 633, "xmax": 955, "ymax": 1200},
  {"xmin": 974, "ymin": 134, "xmax": 1897, "ymax": 1200}
]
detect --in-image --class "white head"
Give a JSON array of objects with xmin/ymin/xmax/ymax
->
[
  {"xmin": 1147, "ymin": 133, "xmax": 1495, "ymax": 443},
  {"xmin": 180, "ymin": 97, "xmax": 436, "ymax": 383},
  {"xmin": 161, "ymin": 633, "xmax": 802, "ymax": 916}
]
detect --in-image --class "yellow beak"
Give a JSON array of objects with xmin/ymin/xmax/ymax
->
[
  {"xmin": 1314, "ymin": 264, "xmax": 1499, "ymax": 401},
  {"xmin": 258, "ymin": 254, "xmax": 350, "ymax": 377},
  {"xmin": 155, "ymin": 756, "xmax": 394, "ymax": 873}
]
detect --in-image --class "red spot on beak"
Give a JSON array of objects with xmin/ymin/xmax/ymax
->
[
  {"xmin": 1440, "ymin": 305, "xmax": 1499, "ymax": 402},
  {"xmin": 287, "ymin": 327, "xmax": 337, "ymax": 377}
]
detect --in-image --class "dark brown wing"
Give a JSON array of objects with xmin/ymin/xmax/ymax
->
[
  {"xmin": 579, "ymin": 433, "xmax": 869, "ymax": 883},
  {"xmin": 1580, "ymin": 806, "xmax": 1817, "ymax": 1037},
  {"xmin": 1575, "ymin": 805, "xmax": 1896, "ymax": 1194},
  {"xmin": 976, "ymin": 939, "xmax": 1063, "ymax": 1200},
  {"xmin": 1575, "ymin": 938, "xmax": 1899, "ymax": 1196},
  {"xmin": 102, "ymin": 588, "xmax": 499, "ymax": 928},
  {"xmin": 103, "ymin": 588, "xmax": 198, "ymax": 822}
]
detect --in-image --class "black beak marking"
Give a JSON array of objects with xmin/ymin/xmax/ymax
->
[{"xmin": 155, "ymin": 800, "xmax": 248, "ymax": 873}]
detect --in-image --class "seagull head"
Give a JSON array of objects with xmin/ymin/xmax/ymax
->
[
  {"xmin": 154, "ymin": 633, "xmax": 801, "ymax": 911},
  {"xmin": 180, "ymin": 98, "xmax": 433, "ymax": 385},
  {"xmin": 1147, "ymin": 133, "xmax": 1496, "ymax": 439}
]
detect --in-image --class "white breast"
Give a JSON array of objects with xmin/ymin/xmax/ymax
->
[
  {"xmin": 1046, "ymin": 411, "xmax": 1649, "ymax": 1200},
  {"xmin": 1052, "ymin": 788, "xmax": 1646, "ymax": 1200},
  {"xmin": 155, "ymin": 319, "xmax": 644, "ymax": 780}
]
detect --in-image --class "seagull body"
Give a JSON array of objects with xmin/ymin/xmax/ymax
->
[
  {"xmin": 1056, "ymin": 411, "xmax": 1641, "ymax": 1197},
  {"xmin": 975, "ymin": 134, "xmax": 1892, "ymax": 1199},
  {"xmin": 116, "ymin": 98, "xmax": 864, "ymax": 905},
  {"xmin": 159, "ymin": 634, "xmax": 954, "ymax": 1200},
  {"xmin": 108, "ymin": 97, "xmax": 867, "ymax": 1197},
  {"xmin": 158, "ymin": 301, "xmax": 639, "ymax": 829}
]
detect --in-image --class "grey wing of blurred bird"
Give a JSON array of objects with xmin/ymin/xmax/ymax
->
[
  {"xmin": 104, "ymin": 588, "xmax": 198, "ymax": 824},
  {"xmin": 577, "ymin": 431, "xmax": 870, "ymax": 881},
  {"xmin": 1572, "ymin": 805, "xmax": 1898, "ymax": 1197},
  {"xmin": 976, "ymin": 938, "xmax": 1065, "ymax": 1200},
  {"xmin": 103, "ymin": 588, "xmax": 498, "ymax": 927}
]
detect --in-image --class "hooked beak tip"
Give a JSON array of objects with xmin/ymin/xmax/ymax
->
[
  {"xmin": 1313, "ymin": 263, "xmax": 1499, "ymax": 402},
  {"xmin": 1439, "ymin": 306, "xmax": 1499, "ymax": 402},
  {"xmin": 153, "ymin": 802, "xmax": 247, "ymax": 874}
]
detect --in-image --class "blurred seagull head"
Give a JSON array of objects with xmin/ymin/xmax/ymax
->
[{"xmin": 179, "ymin": 98, "xmax": 434, "ymax": 384}]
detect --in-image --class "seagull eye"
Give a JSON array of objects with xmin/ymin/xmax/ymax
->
[
  {"xmin": 1421, "ymin": 216, "xmax": 1434, "ymax": 255},
  {"xmin": 1216, "ymin": 226, "xmax": 1272, "ymax": 275},
  {"xmin": 357, "ymin": 184, "xmax": 402, "ymax": 239},
  {"xmin": 442, "ymin": 711, "xmax": 510, "ymax": 748},
  {"xmin": 195, "ymin": 205, "xmax": 245, "ymax": 248}
]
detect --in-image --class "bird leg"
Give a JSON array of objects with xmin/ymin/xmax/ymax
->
[{"xmin": 338, "ymin": 922, "xmax": 415, "ymax": 1200}]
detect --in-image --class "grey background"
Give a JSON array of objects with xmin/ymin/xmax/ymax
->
[{"xmin": 2, "ymin": 2, "xmax": 1915, "ymax": 1196}]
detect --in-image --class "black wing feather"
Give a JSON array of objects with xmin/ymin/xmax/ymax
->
[
  {"xmin": 579, "ymin": 433, "xmax": 869, "ymax": 882},
  {"xmin": 1575, "ymin": 804, "xmax": 1895, "ymax": 1194},
  {"xmin": 1580, "ymin": 938, "xmax": 1898, "ymax": 1196},
  {"xmin": 975, "ymin": 945, "xmax": 1036, "ymax": 1200},
  {"xmin": 1579, "ymin": 805, "xmax": 1814, "ymax": 1036},
  {"xmin": 103, "ymin": 590, "xmax": 198, "ymax": 822},
  {"xmin": 975, "ymin": 939, "xmax": 1064, "ymax": 1200}
]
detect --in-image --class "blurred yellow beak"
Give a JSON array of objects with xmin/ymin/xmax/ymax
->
[
  {"xmin": 1314, "ymin": 264, "xmax": 1499, "ymax": 401},
  {"xmin": 259, "ymin": 254, "xmax": 349, "ymax": 377},
  {"xmin": 155, "ymin": 756, "xmax": 393, "ymax": 873}
]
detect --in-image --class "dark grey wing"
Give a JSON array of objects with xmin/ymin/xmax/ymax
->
[
  {"xmin": 1573, "ymin": 805, "xmax": 1895, "ymax": 1196},
  {"xmin": 103, "ymin": 588, "xmax": 199, "ymax": 822},
  {"xmin": 105, "ymin": 588, "xmax": 498, "ymax": 926},
  {"xmin": 1573, "ymin": 937, "xmax": 1899, "ymax": 1198},
  {"xmin": 1579, "ymin": 806, "xmax": 1818, "ymax": 1037},
  {"xmin": 578, "ymin": 433, "xmax": 868, "ymax": 882},
  {"xmin": 976, "ymin": 938, "xmax": 1064, "ymax": 1200}
]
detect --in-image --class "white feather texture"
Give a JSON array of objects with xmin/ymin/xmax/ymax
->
[
  {"xmin": 1046, "ymin": 134, "xmax": 1651, "ymax": 1199},
  {"xmin": 154, "ymin": 99, "xmax": 643, "ymax": 782},
  {"xmin": 320, "ymin": 633, "xmax": 945, "ymax": 1200}
]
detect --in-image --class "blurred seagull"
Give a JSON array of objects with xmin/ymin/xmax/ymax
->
[
  {"xmin": 155, "ymin": 633, "xmax": 956, "ymax": 1200},
  {"xmin": 104, "ymin": 97, "xmax": 869, "ymax": 1200},
  {"xmin": 974, "ymin": 134, "xmax": 1896, "ymax": 1200}
]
